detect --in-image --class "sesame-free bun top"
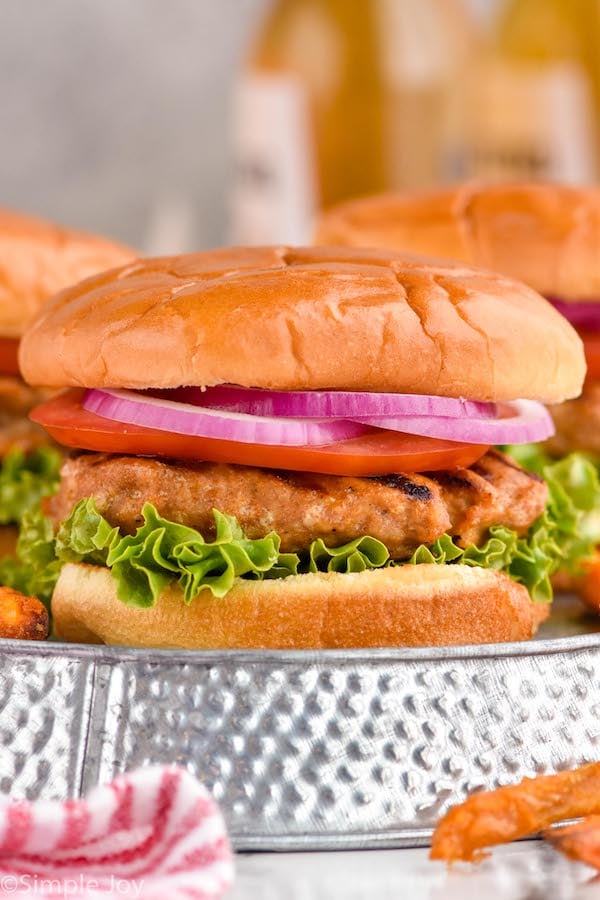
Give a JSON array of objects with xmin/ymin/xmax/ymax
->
[
  {"xmin": 20, "ymin": 245, "xmax": 584, "ymax": 403},
  {"xmin": 0, "ymin": 208, "xmax": 135, "ymax": 337},
  {"xmin": 316, "ymin": 183, "xmax": 600, "ymax": 301}
]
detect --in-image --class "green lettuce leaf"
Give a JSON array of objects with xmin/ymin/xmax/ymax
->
[
  {"xmin": 410, "ymin": 453, "xmax": 600, "ymax": 602},
  {"xmin": 503, "ymin": 443, "xmax": 600, "ymax": 510},
  {"xmin": 505, "ymin": 445, "xmax": 600, "ymax": 565},
  {"xmin": 543, "ymin": 454, "xmax": 600, "ymax": 565},
  {"xmin": 409, "ymin": 522, "xmax": 560, "ymax": 603},
  {"xmin": 410, "ymin": 533, "xmax": 463, "ymax": 565},
  {"xmin": 0, "ymin": 447, "xmax": 61, "ymax": 525},
  {"xmin": 0, "ymin": 503, "xmax": 61, "ymax": 604},
  {"xmin": 57, "ymin": 500, "xmax": 285, "ymax": 606},
  {"xmin": 6, "ymin": 453, "xmax": 599, "ymax": 610},
  {"xmin": 307, "ymin": 535, "xmax": 390, "ymax": 573},
  {"xmin": 51, "ymin": 500, "xmax": 393, "ymax": 605}
]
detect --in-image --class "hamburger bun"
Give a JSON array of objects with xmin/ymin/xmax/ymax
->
[
  {"xmin": 20, "ymin": 245, "xmax": 584, "ymax": 403},
  {"xmin": 52, "ymin": 562, "xmax": 547, "ymax": 649},
  {"xmin": 0, "ymin": 208, "xmax": 135, "ymax": 338},
  {"xmin": 316, "ymin": 184, "xmax": 600, "ymax": 301}
]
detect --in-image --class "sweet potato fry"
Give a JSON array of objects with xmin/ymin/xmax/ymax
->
[
  {"xmin": 0, "ymin": 586, "xmax": 48, "ymax": 640},
  {"xmin": 545, "ymin": 815, "xmax": 600, "ymax": 869},
  {"xmin": 430, "ymin": 762, "xmax": 600, "ymax": 863}
]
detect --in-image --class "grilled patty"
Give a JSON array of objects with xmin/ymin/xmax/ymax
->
[{"xmin": 47, "ymin": 449, "xmax": 547, "ymax": 560}]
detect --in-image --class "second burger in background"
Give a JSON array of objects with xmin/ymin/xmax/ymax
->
[
  {"xmin": 13, "ymin": 246, "xmax": 597, "ymax": 648},
  {"xmin": 316, "ymin": 183, "xmax": 600, "ymax": 464},
  {"xmin": 317, "ymin": 183, "xmax": 600, "ymax": 606},
  {"xmin": 0, "ymin": 209, "xmax": 134, "ymax": 552}
]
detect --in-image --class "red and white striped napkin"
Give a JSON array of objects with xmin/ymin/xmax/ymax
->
[{"xmin": 0, "ymin": 766, "xmax": 233, "ymax": 898}]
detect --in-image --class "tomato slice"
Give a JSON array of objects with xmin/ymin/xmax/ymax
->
[
  {"xmin": 30, "ymin": 389, "xmax": 490, "ymax": 476},
  {"xmin": 581, "ymin": 331, "xmax": 600, "ymax": 380},
  {"xmin": 0, "ymin": 338, "xmax": 20, "ymax": 376}
]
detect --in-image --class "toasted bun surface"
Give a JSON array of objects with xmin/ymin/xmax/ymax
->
[
  {"xmin": 52, "ymin": 562, "xmax": 546, "ymax": 649},
  {"xmin": 316, "ymin": 184, "xmax": 600, "ymax": 301},
  {"xmin": 20, "ymin": 245, "xmax": 583, "ymax": 403},
  {"xmin": 0, "ymin": 208, "xmax": 135, "ymax": 337}
]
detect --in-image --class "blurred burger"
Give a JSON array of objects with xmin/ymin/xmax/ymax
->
[
  {"xmin": 16, "ymin": 246, "xmax": 594, "ymax": 649},
  {"xmin": 0, "ymin": 209, "xmax": 134, "ymax": 553},
  {"xmin": 317, "ymin": 184, "xmax": 600, "ymax": 605},
  {"xmin": 317, "ymin": 184, "xmax": 600, "ymax": 461}
]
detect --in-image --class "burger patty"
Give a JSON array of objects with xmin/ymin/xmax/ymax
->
[
  {"xmin": 547, "ymin": 380, "xmax": 600, "ymax": 457},
  {"xmin": 47, "ymin": 448, "xmax": 547, "ymax": 560}
]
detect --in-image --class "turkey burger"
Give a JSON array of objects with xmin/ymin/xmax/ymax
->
[{"xmin": 18, "ymin": 246, "xmax": 590, "ymax": 649}]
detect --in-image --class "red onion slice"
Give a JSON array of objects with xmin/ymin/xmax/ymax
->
[
  {"xmin": 83, "ymin": 389, "xmax": 369, "ymax": 447},
  {"xmin": 167, "ymin": 386, "xmax": 497, "ymax": 419},
  {"xmin": 546, "ymin": 296, "xmax": 600, "ymax": 332},
  {"xmin": 352, "ymin": 400, "xmax": 554, "ymax": 445}
]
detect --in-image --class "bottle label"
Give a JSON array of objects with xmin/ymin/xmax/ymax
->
[
  {"xmin": 231, "ymin": 72, "xmax": 317, "ymax": 245},
  {"xmin": 470, "ymin": 60, "xmax": 596, "ymax": 182}
]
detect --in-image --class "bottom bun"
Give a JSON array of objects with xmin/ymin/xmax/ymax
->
[{"xmin": 52, "ymin": 563, "xmax": 548, "ymax": 649}]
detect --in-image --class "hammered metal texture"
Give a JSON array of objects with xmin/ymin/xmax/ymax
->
[
  {"xmin": 3, "ymin": 632, "xmax": 600, "ymax": 849},
  {"xmin": 0, "ymin": 644, "xmax": 94, "ymax": 801},
  {"xmin": 80, "ymin": 640, "xmax": 600, "ymax": 850}
]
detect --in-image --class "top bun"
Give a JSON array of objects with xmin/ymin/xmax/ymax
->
[
  {"xmin": 20, "ymin": 245, "xmax": 584, "ymax": 403},
  {"xmin": 0, "ymin": 208, "xmax": 135, "ymax": 337},
  {"xmin": 316, "ymin": 183, "xmax": 600, "ymax": 302}
]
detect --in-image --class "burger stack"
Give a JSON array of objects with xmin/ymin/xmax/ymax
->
[{"xmin": 10, "ymin": 243, "xmax": 594, "ymax": 648}]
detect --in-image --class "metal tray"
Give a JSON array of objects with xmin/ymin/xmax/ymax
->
[{"xmin": 2, "ymin": 595, "xmax": 600, "ymax": 851}]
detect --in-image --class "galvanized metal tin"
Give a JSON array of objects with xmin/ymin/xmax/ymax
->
[{"xmin": 2, "ymin": 598, "xmax": 600, "ymax": 850}]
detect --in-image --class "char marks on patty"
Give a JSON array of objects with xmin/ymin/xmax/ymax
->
[{"xmin": 369, "ymin": 474, "xmax": 433, "ymax": 500}]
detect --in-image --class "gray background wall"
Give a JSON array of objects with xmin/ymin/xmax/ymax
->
[{"xmin": 0, "ymin": 0, "xmax": 493, "ymax": 254}]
